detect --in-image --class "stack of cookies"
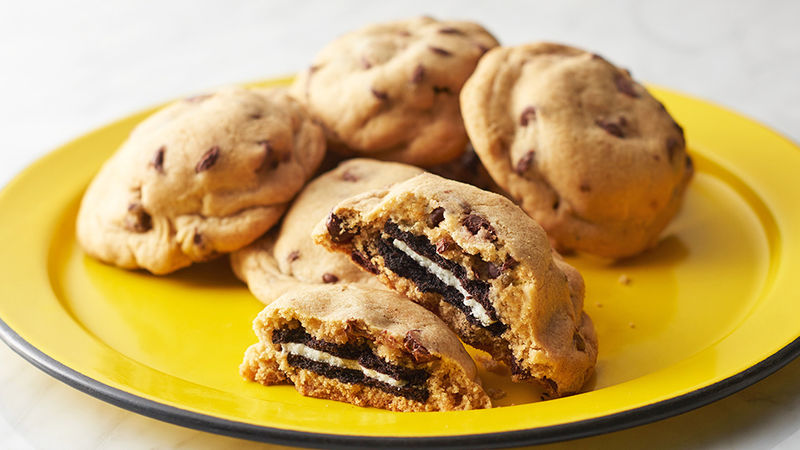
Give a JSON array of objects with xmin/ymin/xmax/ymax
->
[{"xmin": 76, "ymin": 16, "xmax": 693, "ymax": 412}]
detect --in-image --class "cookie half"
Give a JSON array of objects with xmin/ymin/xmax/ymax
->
[
  {"xmin": 77, "ymin": 86, "xmax": 325, "ymax": 274},
  {"xmin": 241, "ymin": 284, "xmax": 491, "ymax": 411},
  {"xmin": 460, "ymin": 42, "xmax": 693, "ymax": 258},
  {"xmin": 231, "ymin": 159, "xmax": 423, "ymax": 303},
  {"xmin": 290, "ymin": 16, "xmax": 499, "ymax": 167},
  {"xmin": 312, "ymin": 173, "xmax": 597, "ymax": 397}
]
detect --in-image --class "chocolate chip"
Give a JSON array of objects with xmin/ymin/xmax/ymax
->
[
  {"xmin": 666, "ymin": 137, "xmax": 681, "ymax": 161},
  {"xmin": 256, "ymin": 140, "xmax": 279, "ymax": 171},
  {"xmin": 435, "ymin": 238, "xmax": 451, "ymax": 254},
  {"xmin": 438, "ymin": 27, "xmax": 463, "ymax": 35},
  {"xmin": 249, "ymin": 113, "xmax": 262, "ymax": 120},
  {"xmin": 287, "ymin": 250, "xmax": 300, "ymax": 263},
  {"xmin": 519, "ymin": 106, "xmax": 537, "ymax": 126},
  {"xmin": 486, "ymin": 262, "xmax": 501, "ymax": 279},
  {"xmin": 351, "ymin": 250, "xmax": 378, "ymax": 274},
  {"xmin": 371, "ymin": 88, "xmax": 389, "ymax": 101},
  {"xmin": 411, "ymin": 64, "xmax": 425, "ymax": 83},
  {"xmin": 341, "ymin": 169, "xmax": 359, "ymax": 182},
  {"xmin": 579, "ymin": 183, "xmax": 591, "ymax": 193},
  {"xmin": 462, "ymin": 214, "xmax": 497, "ymax": 241},
  {"xmin": 432, "ymin": 86, "xmax": 451, "ymax": 94},
  {"xmin": 193, "ymin": 231, "xmax": 203, "ymax": 245},
  {"xmin": 322, "ymin": 273, "xmax": 339, "ymax": 283},
  {"xmin": 501, "ymin": 255, "xmax": 518, "ymax": 271},
  {"xmin": 595, "ymin": 119, "xmax": 624, "ymax": 138},
  {"xmin": 614, "ymin": 73, "xmax": 639, "ymax": 98},
  {"xmin": 151, "ymin": 146, "xmax": 165, "ymax": 173},
  {"xmin": 515, "ymin": 151, "xmax": 535, "ymax": 175},
  {"xmin": 404, "ymin": 330, "xmax": 436, "ymax": 363},
  {"xmin": 542, "ymin": 377, "xmax": 559, "ymax": 395},
  {"xmin": 427, "ymin": 207, "xmax": 446, "ymax": 228},
  {"xmin": 124, "ymin": 203, "xmax": 152, "ymax": 233},
  {"xmin": 195, "ymin": 146, "xmax": 220, "ymax": 173},
  {"xmin": 428, "ymin": 46, "xmax": 452, "ymax": 56},
  {"xmin": 326, "ymin": 213, "xmax": 355, "ymax": 243},
  {"xmin": 653, "ymin": 154, "xmax": 661, "ymax": 162},
  {"xmin": 361, "ymin": 56, "xmax": 372, "ymax": 69},
  {"xmin": 552, "ymin": 198, "xmax": 560, "ymax": 210}
]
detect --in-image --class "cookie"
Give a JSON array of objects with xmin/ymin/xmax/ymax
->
[
  {"xmin": 460, "ymin": 42, "xmax": 693, "ymax": 258},
  {"xmin": 231, "ymin": 159, "xmax": 423, "ymax": 303},
  {"xmin": 290, "ymin": 16, "xmax": 499, "ymax": 167},
  {"xmin": 77, "ymin": 86, "xmax": 325, "ymax": 274},
  {"xmin": 312, "ymin": 173, "xmax": 597, "ymax": 397},
  {"xmin": 240, "ymin": 284, "xmax": 491, "ymax": 411}
]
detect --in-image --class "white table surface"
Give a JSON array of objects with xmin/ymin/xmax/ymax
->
[{"xmin": 1, "ymin": 1, "xmax": 799, "ymax": 448}]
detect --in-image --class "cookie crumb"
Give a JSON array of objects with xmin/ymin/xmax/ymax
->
[
  {"xmin": 628, "ymin": 322, "xmax": 636, "ymax": 329},
  {"xmin": 618, "ymin": 274, "xmax": 632, "ymax": 285},
  {"xmin": 486, "ymin": 387, "xmax": 506, "ymax": 401},
  {"xmin": 595, "ymin": 302, "xmax": 603, "ymax": 308}
]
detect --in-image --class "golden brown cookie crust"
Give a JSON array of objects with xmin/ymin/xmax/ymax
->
[
  {"xmin": 290, "ymin": 16, "xmax": 499, "ymax": 167},
  {"xmin": 77, "ymin": 86, "xmax": 325, "ymax": 274},
  {"xmin": 461, "ymin": 42, "xmax": 693, "ymax": 258}
]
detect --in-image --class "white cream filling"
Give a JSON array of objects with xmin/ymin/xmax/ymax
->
[
  {"xmin": 280, "ymin": 342, "xmax": 407, "ymax": 387},
  {"xmin": 391, "ymin": 239, "xmax": 496, "ymax": 327}
]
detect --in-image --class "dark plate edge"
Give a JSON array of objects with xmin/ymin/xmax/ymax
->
[{"xmin": 2, "ymin": 318, "xmax": 799, "ymax": 449}]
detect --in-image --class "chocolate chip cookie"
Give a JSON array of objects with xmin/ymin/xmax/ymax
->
[
  {"xmin": 460, "ymin": 42, "xmax": 693, "ymax": 258},
  {"xmin": 290, "ymin": 16, "xmax": 499, "ymax": 167},
  {"xmin": 312, "ymin": 173, "xmax": 598, "ymax": 397},
  {"xmin": 77, "ymin": 86, "xmax": 325, "ymax": 274},
  {"xmin": 241, "ymin": 284, "xmax": 491, "ymax": 411},
  {"xmin": 231, "ymin": 158, "xmax": 423, "ymax": 303}
]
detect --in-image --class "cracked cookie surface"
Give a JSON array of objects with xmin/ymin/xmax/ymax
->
[
  {"xmin": 76, "ymin": 86, "xmax": 325, "ymax": 274},
  {"xmin": 313, "ymin": 173, "xmax": 598, "ymax": 397},
  {"xmin": 290, "ymin": 16, "xmax": 499, "ymax": 167},
  {"xmin": 460, "ymin": 42, "xmax": 693, "ymax": 258},
  {"xmin": 231, "ymin": 158, "xmax": 423, "ymax": 303}
]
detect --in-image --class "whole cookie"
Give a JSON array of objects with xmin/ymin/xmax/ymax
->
[
  {"xmin": 77, "ymin": 86, "xmax": 326, "ymax": 274},
  {"xmin": 290, "ymin": 16, "xmax": 499, "ymax": 167},
  {"xmin": 313, "ymin": 173, "xmax": 598, "ymax": 397},
  {"xmin": 231, "ymin": 158, "xmax": 423, "ymax": 303},
  {"xmin": 461, "ymin": 42, "xmax": 693, "ymax": 258}
]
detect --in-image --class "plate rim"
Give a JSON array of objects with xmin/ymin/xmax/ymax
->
[{"xmin": 3, "ymin": 311, "xmax": 800, "ymax": 448}]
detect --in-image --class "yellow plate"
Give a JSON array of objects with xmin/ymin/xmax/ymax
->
[{"xmin": 1, "ymin": 78, "xmax": 799, "ymax": 448}]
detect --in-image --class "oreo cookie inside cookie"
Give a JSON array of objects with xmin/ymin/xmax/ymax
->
[
  {"xmin": 376, "ymin": 221, "xmax": 507, "ymax": 336},
  {"xmin": 272, "ymin": 325, "xmax": 430, "ymax": 402}
]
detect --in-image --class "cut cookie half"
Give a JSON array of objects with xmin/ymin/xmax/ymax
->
[
  {"xmin": 312, "ymin": 173, "xmax": 597, "ymax": 397},
  {"xmin": 241, "ymin": 284, "xmax": 491, "ymax": 411}
]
